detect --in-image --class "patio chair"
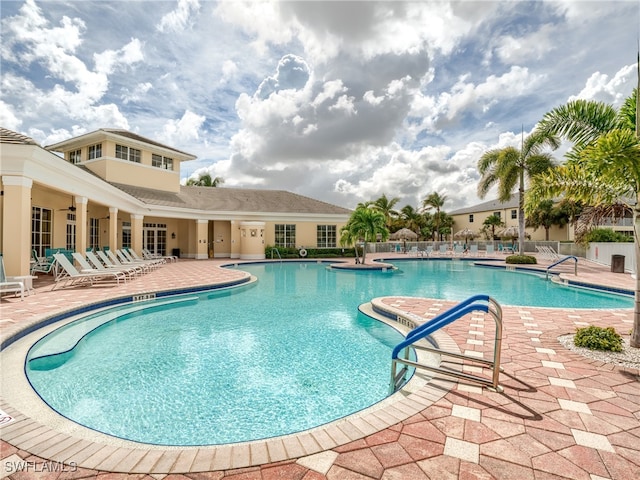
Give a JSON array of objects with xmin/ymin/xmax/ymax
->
[
  {"xmin": 424, "ymin": 246, "xmax": 433, "ymax": 257},
  {"xmin": 52, "ymin": 253, "xmax": 122, "ymax": 290},
  {"xmin": 31, "ymin": 249, "xmax": 56, "ymax": 275},
  {"xmin": 72, "ymin": 252, "xmax": 127, "ymax": 284},
  {"xmin": 118, "ymin": 249, "xmax": 160, "ymax": 270},
  {"xmin": 469, "ymin": 244, "xmax": 479, "ymax": 256},
  {"xmin": 128, "ymin": 249, "xmax": 166, "ymax": 266},
  {"xmin": 98, "ymin": 250, "xmax": 145, "ymax": 276},
  {"xmin": 439, "ymin": 244, "xmax": 448, "ymax": 256},
  {"xmin": 0, "ymin": 254, "xmax": 24, "ymax": 301},
  {"xmin": 485, "ymin": 244, "xmax": 495, "ymax": 256},
  {"xmin": 86, "ymin": 251, "xmax": 139, "ymax": 279},
  {"xmin": 142, "ymin": 248, "xmax": 177, "ymax": 263},
  {"xmin": 453, "ymin": 245, "xmax": 464, "ymax": 256}
]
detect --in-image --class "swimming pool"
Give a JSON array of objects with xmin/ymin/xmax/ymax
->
[{"xmin": 25, "ymin": 260, "xmax": 632, "ymax": 446}]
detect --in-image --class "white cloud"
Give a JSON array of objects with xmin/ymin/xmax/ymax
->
[
  {"xmin": 569, "ymin": 63, "xmax": 638, "ymax": 106},
  {"xmin": 159, "ymin": 110, "xmax": 206, "ymax": 144},
  {"xmin": 157, "ymin": 0, "xmax": 200, "ymax": 33}
]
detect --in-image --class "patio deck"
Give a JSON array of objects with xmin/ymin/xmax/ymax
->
[{"xmin": 1, "ymin": 254, "xmax": 638, "ymax": 479}]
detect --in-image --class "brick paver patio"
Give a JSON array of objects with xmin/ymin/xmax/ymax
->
[{"xmin": 1, "ymin": 254, "xmax": 638, "ymax": 479}]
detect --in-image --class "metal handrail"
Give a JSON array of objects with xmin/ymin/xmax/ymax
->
[
  {"xmin": 271, "ymin": 248, "xmax": 282, "ymax": 261},
  {"xmin": 545, "ymin": 255, "xmax": 578, "ymax": 279},
  {"xmin": 390, "ymin": 294, "xmax": 503, "ymax": 393}
]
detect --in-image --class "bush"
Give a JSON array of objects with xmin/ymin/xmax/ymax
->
[
  {"xmin": 505, "ymin": 255, "xmax": 537, "ymax": 264},
  {"xmin": 574, "ymin": 326, "xmax": 623, "ymax": 352},
  {"xmin": 584, "ymin": 228, "xmax": 633, "ymax": 243}
]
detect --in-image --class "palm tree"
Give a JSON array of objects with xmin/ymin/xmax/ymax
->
[
  {"xmin": 422, "ymin": 192, "xmax": 447, "ymax": 241},
  {"xmin": 400, "ymin": 205, "xmax": 424, "ymax": 236},
  {"xmin": 477, "ymin": 131, "xmax": 559, "ymax": 255},
  {"xmin": 527, "ymin": 87, "xmax": 639, "ymax": 347},
  {"xmin": 526, "ymin": 199, "xmax": 565, "ymax": 241},
  {"xmin": 373, "ymin": 194, "xmax": 401, "ymax": 229},
  {"xmin": 186, "ymin": 173, "xmax": 224, "ymax": 187},
  {"xmin": 482, "ymin": 214, "xmax": 505, "ymax": 240},
  {"xmin": 340, "ymin": 206, "xmax": 389, "ymax": 264}
]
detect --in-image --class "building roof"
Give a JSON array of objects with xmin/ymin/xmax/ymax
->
[
  {"xmin": 450, "ymin": 196, "xmax": 519, "ymax": 215},
  {"xmin": 111, "ymin": 183, "xmax": 352, "ymax": 215},
  {"xmin": 0, "ymin": 127, "xmax": 38, "ymax": 145},
  {"xmin": 45, "ymin": 128, "xmax": 196, "ymax": 160}
]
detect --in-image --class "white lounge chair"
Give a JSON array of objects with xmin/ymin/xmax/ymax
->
[
  {"xmin": 142, "ymin": 248, "xmax": 177, "ymax": 263},
  {"xmin": 52, "ymin": 253, "xmax": 121, "ymax": 290},
  {"xmin": 118, "ymin": 249, "xmax": 160, "ymax": 270},
  {"xmin": 86, "ymin": 251, "xmax": 139, "ymax": 279},
  {"xmin": 485, "ymin": 244, "xmax": 495, "ymax": 256},
  {"xmin": 109, "ymin": 249, "xmax": 152, "ymax": 273},
  {"xmin": 469, "ymin": 244, "xmax": 479, "ymax": 256},
  {"xmin": 439, "ymin": 244, "xmax": 448, "ymax": 256},
  {"xmin": 72, "ymin": 252, "xmax": 128, "ymax": 284},
  {"xmin": 98, "ymin": 250, "xmax": 145, "ymax": 276},
  {"xmin": 0, "ymin": 254, "xmax": 24, "ymax": 301}
]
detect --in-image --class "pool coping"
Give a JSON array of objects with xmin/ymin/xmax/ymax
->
[{"xmin": 0, "ymin": 277, "xmax": 460, "ymax": 474}]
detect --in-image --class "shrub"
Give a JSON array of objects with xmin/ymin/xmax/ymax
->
[
  {"xmin": 584, "ymin": 228, "xmax": 633, "ymax": 243},
  {"xmin": 574, "ymin": 326, "xmax": 623, "ymax": 352},
  {"xmin": 505, "ymin": 255, "xmax": 537, "ymax": 264}
]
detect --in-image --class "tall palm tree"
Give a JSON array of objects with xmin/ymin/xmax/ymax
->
[
  {"xmin": 477, "ymin": 131, "xmax": 559, "ymax": 254},
  {"xmin": 186, "ymin": 173, "xmax": 224, "ymax": 187},
  {"xmin": 422, "ymin": 192, "xmax": 447, "ymax": 241},
  {"xmin": 373, "ymin": 194, "xmax": 401, "ymax": 229},
  {"xmin": 340, "ymin": 206, "xmax": 389, "ymax": 264},
  {"xmin": 527, "ymin": 87, "xmax": 639, "ymax": 347}
]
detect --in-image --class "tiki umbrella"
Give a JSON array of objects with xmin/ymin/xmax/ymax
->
[
  {"xmin": 389, "ymin": 228, "xmax": 418, "ymax": 253},
  {"xmin": 454, "ymin": 228, "xmax": 478, "ymax": 243},
  {"xmin": 498, "ymin": 226, "xmax": 520, "ymax": 238}
]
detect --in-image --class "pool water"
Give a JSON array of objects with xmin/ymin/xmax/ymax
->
[{"xmin": 26, "ymin": 260, "xmax": 631, "ymax": 446}]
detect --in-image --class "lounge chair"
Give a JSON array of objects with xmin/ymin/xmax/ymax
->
[
  {"xmin": 142, "ymin": 248, "xmax": 177, "ymax": 263},
  {"xmin": 86, "ymin": 251, "xmax": 139, "ymax": 279},
  {"xmin": 424, "ymin": 246, "xmax": 433, "ymax": 257},
  {"xmin": 128, "ymin": 249, "xmax": 166, "ymax": 266},
  {"xmin": 118, "ymin": 249, "xmax": 160, "ymax": 270},
  {"xmin": 485, "ymin": 244, "xmax": 495, "ymax": 256},
  {"xmin": 0, "ymin": 254, "xmax": 24, "ymax": 301},
  {"xmin": 109, "ymin": 250, "xmax": 152, "ymax": 273},
  {"xmin": 469, "ymin": 244, "xmax": 478, "ymax": 256},
  {"xmin": 52, "ymin": 253, "xmax": 121, "ymax": 290},
  {"xmin": 439, "ymin": 244, "xmax": 448, "ymax": 256},
  {"xmin": 453, "ymin": 245, "xmax": 464, "ymax": 256},
  {"xmin": 72, "ymin": 252, "xmax": 127, "ymax": 284},
  {"xmin": 98, "ymin": 250, "xmax": 145, "ymax": 276}
]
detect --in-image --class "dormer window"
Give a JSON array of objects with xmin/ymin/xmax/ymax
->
[
  {"xmin": 116, "ymin": 144, "xmax": 141, "ymax": 163},
  {"xmin": 152, "ymin": 153, "xmax": 174, "ymax": 170},
  {"xmin": 88, "ymin": 143, "xmax": 102, "ymax": 159},
  {"xmin": 69, "ymin": 149, "xmax": 81, "ymax": 164}
]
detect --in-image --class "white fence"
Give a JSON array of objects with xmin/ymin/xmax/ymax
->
[{"xmin": 586, "ymin": 242, "xmax": 636, "ymax": 274}]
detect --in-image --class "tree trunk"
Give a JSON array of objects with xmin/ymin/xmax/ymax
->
[
  {"xmin": 361, "ymin": 241, "xmax": 368, "ymax": 265},
  {"xmin": 518, "ymin": 172, "xmax": 525, "ymax": 255}
]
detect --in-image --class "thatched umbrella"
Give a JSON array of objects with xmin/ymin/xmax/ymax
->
[
  {"xmin": 498, "ymin": 226, "xmax": 520, "ymax": 238},
  {"xmin": 389, "ymin": 228, "xmax": 418, "ymax": 240},
  {"xmin": 454, "ymin": 228, "xmax": 478, "ymax": 243},
  {"xmin": 389, "ymin": 228, "xmax": 418, "ymax": 253}
]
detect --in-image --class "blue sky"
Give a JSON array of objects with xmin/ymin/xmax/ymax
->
[{"xmin": 1, "ymin": 0, "xmax": 638, "ymax": 211}]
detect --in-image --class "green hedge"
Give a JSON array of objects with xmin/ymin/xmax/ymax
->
[{"xmin": 505, "ymin": 255, "xmax": 537, "ymax": 264}]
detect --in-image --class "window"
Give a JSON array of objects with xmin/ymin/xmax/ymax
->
[
  {"xmin": 31, "ymin": 206, "xmax": 52, "ymax": 257},
  {"xmin": 317, "ymin": 225, "xmax": 337, "ymax": 248},
  {"xmin": 122, "ymin": 221, "xmax": 131, "ymax": 249},
  {"xmin": 152, "ymin": 154, "xmax": 174, "ymax": 170},
  {"xmin": 493, "ymin": 211, "xmax": 501, "ymax": 219},
  {"xmin": 88, "ymin": 143, "xmax": 102, "ymax": 159},
  {"xmin": 115, "ymin": 144, "xmax": 141, "ymax": 163},
  {"xmin": 275, "ymin": 224, "xmax": 296, "ymax": 248},
  {"xmin": 469, "ymin": 214, "xmax": 474, "ymax": 223},
  {"xmin": 89, "ymin": 218, "xmax": 100, "ymax": 251},
  {"xmin": 69, "ymin": 149, "xmax": 81, "ymax": 164},
  {"xmin": 511, "ymin": 209, "xmax": 517, "ymax": 219},
  {"xmin": 66, "ymin": 213, "xmax": 76, "ymax": 251}
]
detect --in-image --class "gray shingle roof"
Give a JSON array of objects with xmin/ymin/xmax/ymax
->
[
  {"xmin": 111, "ymin": 183, "xmax": 352, "ymax": 215},
  {"xmin": 450, "ymin": 196, "xmax": 519, "ymax": 215}
]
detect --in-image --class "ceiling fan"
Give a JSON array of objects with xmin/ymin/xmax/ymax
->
[{"xmin": 59, "ymin": 197, "xmax": 77, "ymax": 212}]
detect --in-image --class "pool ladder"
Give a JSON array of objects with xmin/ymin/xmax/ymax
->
[
  {"xmin": 390, "ymin": 294, "xmax": 503, "ymax": 393},
  {"xmin": 545, "ymin": 255, "xmax": 578, "ymax": 280}
]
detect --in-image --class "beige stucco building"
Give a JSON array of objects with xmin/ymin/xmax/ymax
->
[
  {"xmin": 0, "ymin": 128, "xmax": 351, "ymax": 277},
  {"xmin": 449, "ymin": 197, "xmax": 570, "ymax": 242}
]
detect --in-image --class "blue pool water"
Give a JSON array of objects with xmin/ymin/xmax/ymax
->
[{"xmin": 26, "ymin": 260, "xmax": 632, "ymax": 446}]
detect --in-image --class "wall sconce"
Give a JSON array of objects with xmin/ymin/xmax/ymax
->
[{"xmin": 171, "ymin": 232, "xmax": 176, "ymax": 239}]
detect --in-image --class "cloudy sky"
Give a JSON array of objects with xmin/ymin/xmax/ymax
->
[{"xmin": 1, "ymin": 1, "xmax": 638, "ymax": 211}]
